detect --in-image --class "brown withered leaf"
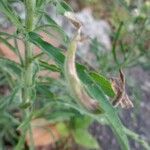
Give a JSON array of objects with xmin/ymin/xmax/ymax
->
[{"xmin": 110, "ymin": 69, "xmax": 134, "ymax": 109}]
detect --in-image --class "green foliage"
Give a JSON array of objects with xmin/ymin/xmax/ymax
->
[
  {"xmin": 55, "ymin": 0, "xmax": 73, "ymax": 15},
  {"xmin": 90, "ymin": 72, "xmax": 115, "ymax": 98},
  {"xmin": 72, "ymin": 117, "xmax": 100, "ymax": 149},
  {"xmin": 0, "ymin": 57, "xmax": 22, "ymax": 77},
  {"xmin": 0, "ymin": 0, "xmax": 149, "ymax": 150},
  {"xmin": 73, "ymin": 129, "xmax": 99, "ymax": 149},
  {"xmin": 28, "ymin": 31, "xmax": 130, "ymax": 150}
]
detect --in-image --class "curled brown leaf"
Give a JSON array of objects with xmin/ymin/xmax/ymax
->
[{"xmin": 110, "ymin": 69, "xmax": 134, "ymax": 109}]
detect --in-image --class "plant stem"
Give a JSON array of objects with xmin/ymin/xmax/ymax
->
[
  {"xmin": 24, "ymin": 0, "xmax": 36, "ymax": 103},
  {"xmin": 22, "ymin": 0, "xmax": 36, "ymax": 149},
  {"xmin": 25, "ymin": 0, "xmax": 35, "ymax": 63}
]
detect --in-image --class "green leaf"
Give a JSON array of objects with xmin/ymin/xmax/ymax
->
[
  {"xmin": 36, "ymin": 83, "xmax": 55, "ymax": 99},
  {"xmin": 55, "ymin": 1, "xmax": 73, "ymax": 15},
  {"xmin": 33, "ymin": 100, "xmax": 93, "ymax": 120},
  {"xmin": 59, "ymin": 1, "xmax": 73, "ymax": 12},
  {"xmin": 28, "ymin": 32, "xmax": 130, "ymax": 150},
  {"xmin": 36, "ymin": 0, "xmax": 45, "ymax": 7},
  {"xmin": 44, "ymin": 13, "xmax": 59, "ymax": 26},
  {"xmin": 90, "ymin": 72, "xmax": 115, "ymax": 98},
  {"xmin": 0, "ymin": 32, "xmax": 20, "ymax": 39},
  {"xmin": 112, "ymin": 21, "xmax": 124, "ymax": 65},
  {"xmin": 43, "ymin": 13, "xmax": 69, "ymax": 43},
  {"xmin": 0, "ymin": 85, "xmax": 21, "ymax": 111},
  {"xmin": 47, "ymin": 111, "xmax": 76, "ymax": 122},
  {"xmin": 0, "ymin": 0, "xmax": 22, "ymax": 29},
  {"xmin": 19, "ymin": 102, "xmax": 31, "ymax": 109},
  {"xmin": 55, "ymin": 2, "xmax": 66, "ymax": 15},
  {"xmin": 0, "ymin": 36, "xmax": 17, "ymax": 54},
  {"xmin": 73, "ymin": 129, "xmax": 99, "ymax": 149},
  {"xmin": 56, "ymin": 122, "xmax": 69, "ymax": 137},
  {"xmin": 0, "ymin": 57, "xmax": 22, "ymax": 77},
  {"xmin": 28, "ymin": 32, "xmax": 65, "ymax": 65},
  {"xmin": 15, "ymin": 113, "xmax": 33, "ymax": 150},
  {"xmin": 35, "ymin": 25, "xmax": 68, "ymax": 45},
  {"xmin": 124, "ymin": 127, "xmax": 150, "ymax": 150},
  {"xmin": 39, "ymin": 60, "xmax": 61, "ymax": 72},
  {"xmin": 74, "ymin": 116, "xmax": 92, "ymax": 129}
]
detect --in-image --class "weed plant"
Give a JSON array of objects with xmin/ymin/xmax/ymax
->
[{"xmin": 0, "ymin": 0, "xmax": 149, "ymax": 150}]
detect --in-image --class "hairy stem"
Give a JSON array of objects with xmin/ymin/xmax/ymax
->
[
  {"xmin": 20, "ymin": 0, "xmax": 36, "ymax": 149},
  {"xmin": 24, "ymin": 0, "xmax": 36, "ymax": 103}
]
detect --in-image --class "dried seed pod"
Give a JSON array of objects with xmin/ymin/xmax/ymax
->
[{"xmin": 64, "ymin": 12, "xmax": 100, "ymax": 113}]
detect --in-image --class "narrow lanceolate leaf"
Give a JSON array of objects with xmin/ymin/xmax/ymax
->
[
  {"xmin": 0, "ymin": 36, "xmax": 17, "ymax": 54},
  {"xmin": 28, "ymin": 32, "xmax": 130, "ymax": 150},
  {"xmin": 112, "ymin": 21, "xmax": 124, "ymax": 65},
  {"xmin": 0, "ymin": 57, "xmax": 21, "ymax": 77},
  {"xmin": 55, "ymin": 1, "xmax": 73, "ymax": 15},
  {"xmin": 90, "ymin": 72, "xmax": 115, "ymax": 98},
  {"xmin": 0, "ymin": 85, "xmax": 21, "ymax": 110},
  {"xmin": 39, "ymin": 60, "xmax": 61, "ymax": 72},
  {"xmin": 44, "ymin": 14, "xmax": 58, "ymax": 26},
  {"xmin": 44, "ymin": 13, "xmax": 69, "ymax": 43},
  {"xmin": 36, "ymin": 25, "xmax": 68, "ymax": 45},
  {"xmin": 28, "ymin": 32, "xmax": 65, "ymax": 66},
  {"xmin": 0, "ymin": 0, "xmax": 22, "ymax": 29},
  {"xmin": 60, "ymin": 1, "xmax": 73, "ymax": 12},
  {"xmin": 0, "ymin": 32, "xmax": 20, "ymax": 39}
]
